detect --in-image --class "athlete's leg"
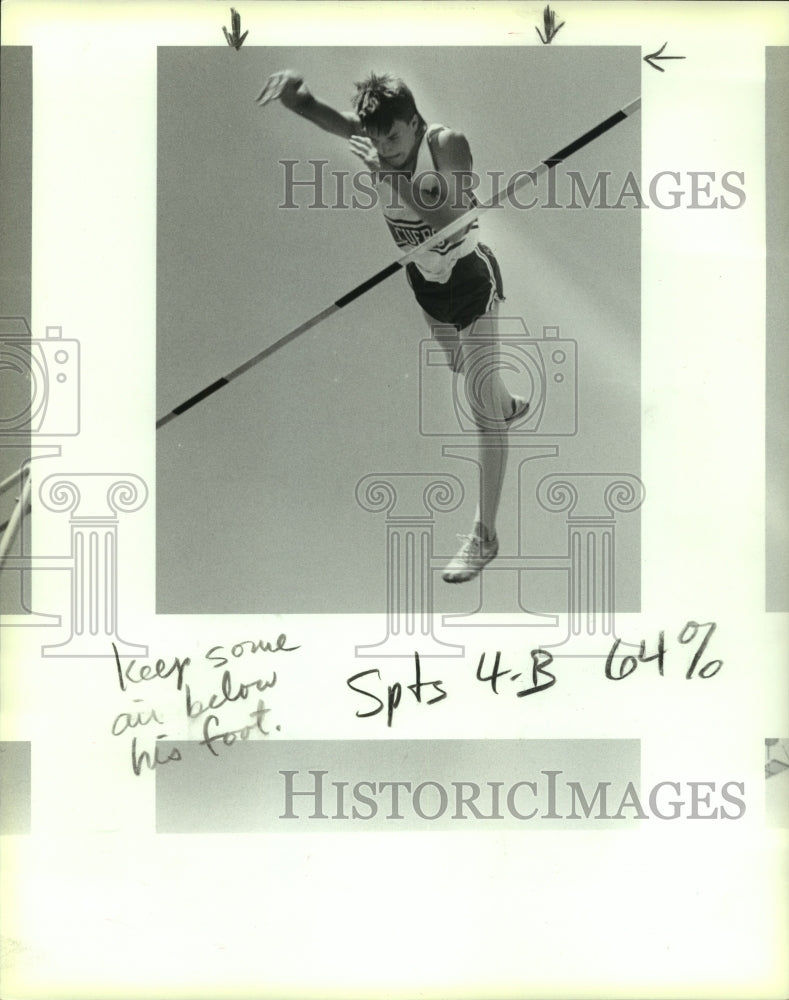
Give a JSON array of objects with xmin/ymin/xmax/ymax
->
[
  {"xmin": 422, "ymin": 296, "xmax": 527, "ymax": 582},
  {"xmin": 439, "ymin": 302, "xmax": 529, "ymax": 583},
  {"xmin": 455, "ymin": 300, "xmax": 511, "ymax": 542},
  {"xmin": 421, "ymin": 308, "xmax": 462, "ymax": 371}
]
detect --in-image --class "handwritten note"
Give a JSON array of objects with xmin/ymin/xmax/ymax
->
[
  {"xmin": 111, "ymin": 633, "xmax": 300, "ymax": 774},
  {"xmin": 346, "ymin": 620, "xmax": 725, "ymax": 727}
]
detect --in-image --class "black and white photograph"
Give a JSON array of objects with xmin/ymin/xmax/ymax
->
[{"xmin": 156, "ymin": 45, "xmax": 642, "ymax": 618}]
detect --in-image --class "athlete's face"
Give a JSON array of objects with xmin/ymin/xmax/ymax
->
[{"xmin": 365, "ymin": 114, "xmax": 421, "ymax": 168}]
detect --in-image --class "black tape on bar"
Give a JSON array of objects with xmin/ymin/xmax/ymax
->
[
  {"xmin": 172, "ymin": 377, "xmax": 230, "ymax": 415},
  {"xmin": 335, "ymin": 261, "xmax": 403, "ymax": 308},
  {"xmin": 543, "ymin": 110, "xmax": 628, "ymax": 169}
]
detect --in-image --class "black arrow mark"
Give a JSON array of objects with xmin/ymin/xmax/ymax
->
[
  {"xmin": 644, "ymin": 42, "xmax": 685, "ymax": 72},
  {"xmin": 536, "ymin": 4, "xmax": 565, "ymax": 44},
  {"xmin": 222, "ymin": 8, "xmax": 248, "ymax": 50}
]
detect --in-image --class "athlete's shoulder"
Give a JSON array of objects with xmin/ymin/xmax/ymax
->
[
  {"xmin": 427, "ymin": 125, "xmax": 469, "ymax": 148},
  {"xmin": 428, "ymin": 126, "xmax": 472, "ymax": 168}
]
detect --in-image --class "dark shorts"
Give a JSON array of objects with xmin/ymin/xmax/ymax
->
[{"xmin": 406, "ymin": 243, "xmax": 505, "ymax": 331}]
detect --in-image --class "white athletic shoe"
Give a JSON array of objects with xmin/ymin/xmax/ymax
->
[{"xmin": 442, "ymin": 532, "xmax": 499, "ymax": 583}]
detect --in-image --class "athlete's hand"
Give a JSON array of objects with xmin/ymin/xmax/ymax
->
[
  {"xmin": 255, "ymin": 70, "xmax": 310, "ymax": 109},
  {"xmin": 349, "ymin": 135, "xmax": 384, "ymax": 172}
]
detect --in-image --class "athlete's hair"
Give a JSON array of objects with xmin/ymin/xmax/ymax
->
[{"xmin": 352, "ymin": 72, "xmax": 425, "ymax": 132}]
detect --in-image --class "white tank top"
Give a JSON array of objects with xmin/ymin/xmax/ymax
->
[{"xmin": 376, "ymin": 123, "xmax": 480, "ymax": 284}]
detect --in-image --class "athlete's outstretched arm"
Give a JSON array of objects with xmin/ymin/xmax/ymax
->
[{"xmin": 256, "ymin": 69, "xmax": 360, "ymax": 139}]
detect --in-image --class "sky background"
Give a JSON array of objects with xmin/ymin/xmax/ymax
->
[
  {"xmin": 0, "ymin": 47, "xmax": 32, "ymax": 617},
  {"xmin": 156, "ymin": 45, "xmax": 641, "ymax": 614}
]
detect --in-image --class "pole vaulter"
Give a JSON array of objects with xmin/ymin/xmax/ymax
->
[{"xmin": 156, "ymin": 97, "xmax": 641, "ymax": 431}]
